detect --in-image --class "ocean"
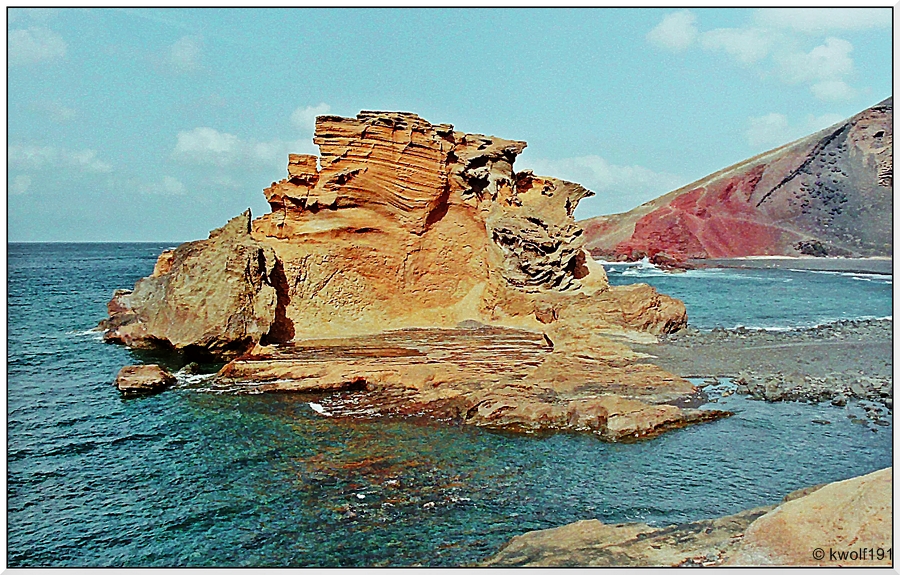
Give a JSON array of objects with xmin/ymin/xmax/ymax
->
[{"xmin": 7, "ymin": 243, "xmax": 893, "ymax": 567}]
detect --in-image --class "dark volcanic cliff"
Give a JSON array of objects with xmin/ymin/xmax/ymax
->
[{"xmin": 582, "ymin": 98, "xmax": 893, "ymax": 263}]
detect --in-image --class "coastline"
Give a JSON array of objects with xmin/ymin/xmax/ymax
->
[
  {"xmin": 632, "ymin": 318, "xmax": 892, "ymax": 409},
  {"xmin": 690, "ymin": 256, "xmax": 892, "ymax": 275}
]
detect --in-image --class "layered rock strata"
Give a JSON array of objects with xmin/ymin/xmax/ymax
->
[
  {"xmin": 102, "ymin": 110, "xmax": 716, "ymax": 436},
  {"xmin": 583, "ymin": 98, "xmax": 893, "ymax": 264},
  {"xmin": 484, "ymin": 467, "xmax": 892, "ymax": 567},
  {"xmin": 216, "ymin": 323, "xmax": 726, "ymax": 440}
]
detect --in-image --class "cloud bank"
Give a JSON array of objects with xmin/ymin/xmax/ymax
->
[{"xmin": 646, "ymin": 8, "xmax": 886, "ymax": 102}]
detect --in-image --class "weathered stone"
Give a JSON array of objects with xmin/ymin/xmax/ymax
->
[
  {"xmin": 484, "ymin": 468, "xmax": 892, "ymax": 567},
  {"xmin": 727, "ymin": 468, "xmax": 892, "ymax": 566},
  {"xmin": 115, "ymin": 364, "xmax": 176, "ymax": 395},
  {"xmin": 216, "ymin": 326, "xmax": 727, "ymax": 439},
  {"xmin": 100, "ymin": 210, "xmax": 278, "ymax": 359},
  {"xmin": 100, "ymin": 110, "xmax": 702, "ymax": 437}
]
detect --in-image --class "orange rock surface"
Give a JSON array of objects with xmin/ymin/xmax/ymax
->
[
  {"xmin": 101, "ymin": 110, "xmax": 709, "ymax": 437},
  {"xmin": 484, "ymin": 467, "xmax": 892, "ymax": 567}
]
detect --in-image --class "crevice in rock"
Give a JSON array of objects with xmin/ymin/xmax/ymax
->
[{"xmin": 261, "ymin": 258, "xmax": 295, "ymax": 345}]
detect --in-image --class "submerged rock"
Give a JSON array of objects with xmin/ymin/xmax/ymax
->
[
  {"xmin": 484, "ymin": 467, "xmax": 892, "ymax": 567},
  {"xmin": 115, "ymin": 364, "xmax": 176, "ymax": 396}
]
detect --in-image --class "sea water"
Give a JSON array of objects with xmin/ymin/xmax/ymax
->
[
  {"xmin": 605, "ymin": 258, "xmax": 892, "ymax": 329},
  {"xmin": 7, "ymin": 244, "xmax": 893, "ymax": 567}
]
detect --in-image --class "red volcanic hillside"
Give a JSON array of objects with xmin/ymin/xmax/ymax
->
[{"xmin": 582, "ymin": 98, "xmax": 893, "ymax": 264}]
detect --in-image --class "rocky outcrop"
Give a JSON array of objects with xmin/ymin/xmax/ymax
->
[
  {"xmin": 484, "ymin": 467, "xmax": 892, "ymax": 567},
  {"xmin": 215, "ymin": 322, "xmax": 724, "ymax": 439},
  {"xmin": 583, "ymin": 98, "xmax": 893, "ymax": 264},
  {"xmin": 104, "ymin": 110, "xmax": 685, "ymax": 354},
  {"xmin": 726, "ymin": 467, "xmax": 892, "ymax": 566},
  {"xmin": 100, "ymin": 210, "xmax": 278, "ymax": 358},
  {"xmin": 100, "ymin": 110, "xmax": 713, "ymax": 437},
  {"xmin": 114, "ymin": 364, "xmax": 176, "ymax": 396}
]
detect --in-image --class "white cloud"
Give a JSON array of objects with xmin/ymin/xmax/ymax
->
[
  {"xmin": 141, "ymin": 176, "xmax": 187, "ymax": 196},
  {"xmin": 8, "ymin": 8, "xmax": 58, "ymax": 25},
  {"xmin": 167, "ymin": 35, "xmax": 202, "ymax": 73},
  {"xmin": 523, "ymin": 155, "xmax": 686, "ymax": 215},
  {"xmin": 651, "ymin": 10, "xmax": 867, "ymax": 104},
  {"xmin": 805, "ymin": 113, "xmax": 845, "ymax": 132},
  {"xmin": 745, "ymin": 111, "xmax": 848, "ymax": 149},
  {"xmin": 810, "ymin": 80, "xmax": 856, "ymax": 102},
  {"xmin": 646, "ymin": 10, "xmax": 698, "ymax": 52},
  {"xmin": 174, "ymin": 127, "xmax": 241, "ymax": 165},
  {"xmin": 8, "ymin": 144, "xmax": 113, "ymax": 173},
  {"xmin": 8, "ymin": 27, "xmax": 66, "ymax": 66},
  {"xmin": 754, "ymin": 8, "xmax": 891, "ymax": 33},
  {"xmin": 699, "ymin": 27, "xmax": 773, "ymax": 64},
  {"xmin": 291, "ymin": 103, "xmax": 331, "ymax": 133},
  {"xmin": 173, "ymin": 127, "xmax": 313, "ymax": 169},
  {"xmin": 10, "ymin": 175, "xmax": 33, "ymax": 196},
  {"xmin": 30, "ymin": 100, "xmax": 76, "ymax": 123},
  {"xmin": 745, "ymin": 113, "xmax": 791, "ymax": 147},
  {"xmin": 776, "ymin": 37, "xmax": 853, "ymax": 84}
]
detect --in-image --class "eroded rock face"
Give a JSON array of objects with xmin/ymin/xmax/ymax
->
[
  {"xmin": 583, "ymin": 98, "xmax": 893, "ymax": 264},
  {"xmin": 100, "ymin": 210, "xmax": 278, "ymax": 358},
  {"xmin": 104, "ymin": 111, "xmax": 684, "ymax": 355},
  {"xmin": 251, "ymin": 111, "xmax": 616, "ymax": 342},
  {"xmin": 100, "ymin": 110, "xmax": 701, "ymax": 437},
  {"xmin": 484, "ymin": 467, "xmax": 892, "ymax": 567}
]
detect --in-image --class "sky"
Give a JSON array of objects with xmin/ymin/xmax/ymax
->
[{"xmin": 7, "ymin": 7, "xmax": 894, "ymax": 242}]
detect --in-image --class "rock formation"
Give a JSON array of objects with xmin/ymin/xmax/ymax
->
[
  {"xmin": 100, "ymin": 211, "xmax": 277, "ymax": 358},
  {"xmin": 114, "ymin": 364, "xmax": 177, "ymax": 396},
  {"xmin": 583, "ymin": 98, "xmax": 893, "ymax": 265},
  {"xmin": 101, "ymin": 110, "xmax": 720, "ymax": 438},
  {"xmin": 484, "ymin": 467, "xmax": 892, "ymax": 567}
]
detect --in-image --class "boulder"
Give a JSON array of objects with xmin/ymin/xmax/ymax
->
[
  {"xmin": 484, "ymin": 467, "xmax": 892, "ymax": 567},
  {"xmin": 115, "ymin": 364, "xmax": 176, "ymax": 396},
  {"xmin": 726, "ymin": 467, "xmax": 892, "ymax": 566},
  {"xmin": 100, "ymin": 210, "xmax": 278, "ymax": 358}
]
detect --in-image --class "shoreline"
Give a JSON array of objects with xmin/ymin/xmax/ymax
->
[
  {"xmin": 690, "ymin": 256, "xmax": 892, "ymax": 275},
  {"xmin": 633, "ymin": 318, "xmax": 893, "ymax": 410}
]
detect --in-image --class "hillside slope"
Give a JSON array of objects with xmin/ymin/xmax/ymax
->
[{"xmin": 582, "ymin": 98, "xmax": 892, "ymax": 263}]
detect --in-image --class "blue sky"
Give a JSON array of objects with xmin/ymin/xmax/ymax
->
[{"xmin": 7, "ymin": 7, "xmax": 893, "ymax": 242}]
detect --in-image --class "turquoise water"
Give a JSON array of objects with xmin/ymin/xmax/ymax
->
[
  {"xmin": 605, "ymin": 259, "xmax": 892, "ymax": 330},
  {"xmin": 7, "ymin": 244, "xmax": 893, "ymax": 567}
]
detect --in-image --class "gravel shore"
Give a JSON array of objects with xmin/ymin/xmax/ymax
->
[
  {"xmin": 691, "ymin": 257, "xmax": 892, "ymax": 275},
  {"xmin": 633, "ymin": 319, "xmax": 893, "ymax": 411}
]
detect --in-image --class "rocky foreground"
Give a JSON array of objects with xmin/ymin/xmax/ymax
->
[
  {"xmin": 483, "ymin": 467, "xmax": 892, "ymax": 567},
  {"xmin": 583, "ymin": 97, "xmax": 892, "ymax": 265},
  {"xmin": 100, "ymin": 110, "xmax": 717, "ymax": 438},
  {"xmin": 633, "ymin": 319, "xmax": 892, "ymax": 412}
]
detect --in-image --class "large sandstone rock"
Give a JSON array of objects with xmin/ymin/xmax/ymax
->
[
  {"xmin": 727, "ymin": 467, "xmax": 892, "ymax": 566},
  {"xmin": 101, "ymin": 110, "xmax": 705, "ymax": 437},
  {"xmin": 484, "ymin": 467, "xmax": 892, "ymax": 567},
  {"xmin": 103, "ymin": 110, "xmax": 684, "ymax": 355},
  {"xmin": 583, "ymin": 98, "xmax": 893, "ymax": 264}
]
